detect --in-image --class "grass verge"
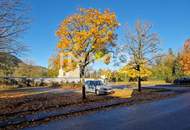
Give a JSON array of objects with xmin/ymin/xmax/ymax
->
[{"xmin": 111, "ymin": 80, "xmax": 171, "ymax": 87}]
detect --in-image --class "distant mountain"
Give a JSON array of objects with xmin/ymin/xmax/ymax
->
[
  {"xmin": 0, "ymin": 52, "xmax": 48, "ymax": 77},
  {"xmin": 0, "ymin": 52, "xmax": 23, "ymax": 66}
]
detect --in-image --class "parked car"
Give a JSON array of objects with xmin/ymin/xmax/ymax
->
[
  {"xmin": 85, "ymin": 80, "xmax": 113, "ymax": 95},
  {"xmin": 173, "ymin": 77, "xmax": 190, "ymax": 85}
]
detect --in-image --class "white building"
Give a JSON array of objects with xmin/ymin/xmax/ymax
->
[
  {"xmin": 57, "ymin": 52, "xmax": 105, "ymax": 83},
  {"xmin": 58, "ymin": 52, "xmax": 80, "ymax": 82}
]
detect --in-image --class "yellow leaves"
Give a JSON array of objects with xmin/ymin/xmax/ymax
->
[
  {"xmin": 56, "ymin": 8, "xmax": 118, "ymax": 50},
  {"xmin": 100, "ymin": 69, "xmax": 112, "ymax": 79},
  {"xmin": 103, "ymin": 54, "xmax": 111, "ymax": 64},
  {"xmin": 62, "ymin": 59, "xmax": 77, "ymax": 72},
  {"xmin": 48, "ymin": 55, "xmax": 59, "ymax": 66},
  {"xmin": 90, "ymin": 27, "xmax": 98, "ymax": 34},
  {"xmin": 121, "ymin": 64, "xmax": 152, "ymax": 78},
  {"xmin": 111, "ymin": 89, "xmax": 133, "ymax": 98},
  {"xmin": 107, "ymin": 31, "xmax": 114, "ymax": 41},
  {"xmin": 56, "ymin": 25, "xmax": 69, "ymax": 38},
  {"xmin": 73, "ymin": 42, "xmax": 83, "ymax": 51},
  {"xmin": 95, "ymin": 51, "xmax": 104, "ymax": 59},
  {"xmin": 94, "ymin": 51, "xmax": 111, "ymax": 65},
  {"xmin": 57, "ymin": 39, "xmax": 70, "ymax": 49}
]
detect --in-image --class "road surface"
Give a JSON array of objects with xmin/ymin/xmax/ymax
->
[{"xmin": 24, "ymin": 92, "xmax": 190, "ymax": 130}]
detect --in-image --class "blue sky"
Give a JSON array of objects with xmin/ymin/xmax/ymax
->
[{"xmin": 23, "ymin": 0, "xmax": 190, "ymax": 70}]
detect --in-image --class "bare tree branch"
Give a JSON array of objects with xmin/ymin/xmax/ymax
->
[{"xmin": 0, "ymin": 0, "xmax": 30, "ymax": 55}]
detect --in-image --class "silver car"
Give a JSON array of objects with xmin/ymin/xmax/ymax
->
[{"xmin": 85, "ymin": 80, "xmax": 113, "ymax": 95}]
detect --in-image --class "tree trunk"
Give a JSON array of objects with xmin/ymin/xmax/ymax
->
[
  {"xmin": 82, "ymin": 79, "xmax": 86, "ymax": 99},
  {"xmin": 137, "ymin": 65, "xmax": 141, "ymax": 92},
  {"xmin": 80, "ymin": 66, "xmax": 86, "ymax": 99},
  {"xmin": 138, "ymin": 76, "xmax": 141, "ymax": 92}
]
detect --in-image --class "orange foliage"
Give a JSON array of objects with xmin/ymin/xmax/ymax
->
[
  {"xmin": 180, "ymin": 52, "xmax": 190, "ymax": 75},
  {"xmin": 55, "ymin": 8, "xmax": 119, "ymax": 72},
  {"xmin": 180, "ymin": 39, "xmax": 190, "ymax": 75}
]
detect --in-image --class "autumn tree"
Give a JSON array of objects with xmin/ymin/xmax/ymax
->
[
  {"xmin": 173, "ymin": 53, "xmax": 183, "ymax": 78},
  {"xmin": 56, "ymin": 8, "xmax": 119, "ymax": 99},
  {"xmin": 120, "ymin": 62, "xmax": 152, "ymax": 81},
  {"xmin": 163, "ymin": 49, "xmax": 183, "ymax": 81},
  {"xmin": 150, "ymin": 48, "xmax": 183, "ymax": 82},
  {"xmin": 180, "ymin": 39, "xmax": 190, "ymax": 75},
  {"xmin": 100, "ymin": 69, "xmax": 113, "ymax": 81},
  {"xmin": 48, "ymin": 55, "xmax": 59, "ymax": 77},
  {"xmin": 118, "ymin": 20, "xmax": 160, "ymax": 92},
  {"xmin": 48, "ymin": 54, "xmax": 77, "ymax": 77}
]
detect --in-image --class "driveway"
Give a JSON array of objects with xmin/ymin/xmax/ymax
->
[{"xmin": 23, "ymin": 92, "xmax": 190, "ymax": 130}]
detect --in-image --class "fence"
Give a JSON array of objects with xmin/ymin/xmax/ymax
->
[{"xmin": 0, "ymin": 77, "xmax": 105, "ymax": 88}]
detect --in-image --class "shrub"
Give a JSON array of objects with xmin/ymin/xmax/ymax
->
[
  {"xmin": 165, "ymin": 76, "xmax": 175, "ymax": 83},
  {"xmin": 48, "ymin": 81, "xmax": 61, "ymax": 88},
  {"xmin": 61, "ymin": 82, "xmax": 82, "ymax": 88}
]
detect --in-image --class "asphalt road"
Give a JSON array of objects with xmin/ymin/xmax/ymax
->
[{"xmin": 24, "ymin": 92, "xmax": 190, "ymax": 130}]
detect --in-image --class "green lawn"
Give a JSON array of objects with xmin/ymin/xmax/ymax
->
[
  {"xmin": 111, "ymin": 80, "xmax": 171, "ymax": 87},
  {"xmin": 0, "ymin": 85, "xmax": 18, "ymax": 90}
]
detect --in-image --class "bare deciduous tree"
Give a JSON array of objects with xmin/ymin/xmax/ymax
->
[
  {"xmin": 0, "ymin": 0, "xmax": 29, "ymax": 55},
  {"xmin": 118, "ymin": 20, "xmax": 161, "ymax": 92}
]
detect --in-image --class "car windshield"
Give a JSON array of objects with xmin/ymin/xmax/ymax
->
[
  {"xmin": 93, "ymin": 81, "xmax": 104, "ymax": 85},
  {"xmin": 86, "ymin": 80, "xmax": 104, "ymax": 86}
]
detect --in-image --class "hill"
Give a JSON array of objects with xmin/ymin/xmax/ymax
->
[{"xmin": 0, "ymin": 53, "xmax": 48, "ymax": 77}]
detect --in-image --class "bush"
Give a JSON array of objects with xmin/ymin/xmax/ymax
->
[
  {"xmin": 48, "ymin": 81, "xmax": 61, "ymax": 88},
  {"xmin": 61, "ymin": 82, "xmax": 82, "ymax": 88},
  {"xmin": 17, "ymin": 78, "xmax": 32, "ymax": 87},
  {"xmin": 165, "ymin": 76, "xmax": 175, "ymax": 83},
  {"xmin": 0, "ymin": 77, "xmax": 83, "ymax": 89}
]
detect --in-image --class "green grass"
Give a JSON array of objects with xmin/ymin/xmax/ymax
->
[
  {"xmin": 111, "ymin": 80, "xmax": 171, "ymax": 87},
  {"xmin": 0, "ymin": 85, "xmax": 18, "ymax": 90},
  {"xmin": 147, "ymin": 88, "xmax": 171, "ymax": 92}
]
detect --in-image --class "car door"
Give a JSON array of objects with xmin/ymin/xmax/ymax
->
[
  {"xmin": 89, "ymin": 81, "xmax": 95, "ymax": 92},
  {"xmin": 85, "ymin": 81, "xmax": 91, "ymax": 92}
]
